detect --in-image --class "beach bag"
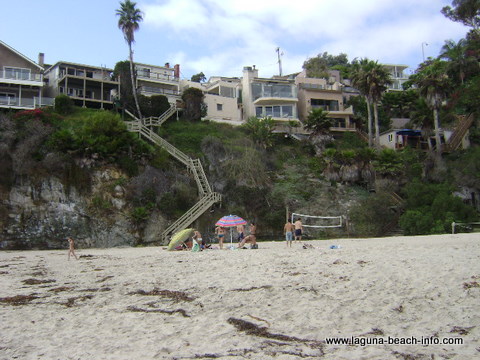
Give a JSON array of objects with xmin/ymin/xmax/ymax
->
[{"xmin": 191, "ymin": 239, "xmax": 200, "ymax": 252}]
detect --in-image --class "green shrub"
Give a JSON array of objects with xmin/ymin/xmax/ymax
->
[
  {"xmin": 54, "ymin": 94, "xmax": 74, "ymax": 115},
  {"xmin": 399, "ymin": 180, "xmax": 478, "ymax": 235},
  {"xmin": 131, "ymin": 207, "xmax": 150, "ymax": 225},
  {"xmin": 349, "ymin": 192, "xmax": 398, "ymax": 237}
]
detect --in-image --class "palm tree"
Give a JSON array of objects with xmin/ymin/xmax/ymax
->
[
  {"xmin": 410, "ymin": 59, "xmax": 451, "ymax": 156},
  {"xmin": 116, "ymin": 0, "xmax": 143, "ymax": 119},
  {"xmin": 304, "ymin": 107, "xmax": 334, "ymax": 155},
  {"xmin": 441, "ymin": 38, "xmax": 479, "ymax": 86},
  {"xmin": 367, "ymin": 61, "xmax": 392, "ymax": 149},
  {"xmin": 351, "ymin": 59, "xmax": 374, "ymax": 147}
]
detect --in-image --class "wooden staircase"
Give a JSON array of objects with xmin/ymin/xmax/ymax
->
[
  {"xmin": 444, "ymin": 114, "xmax": 474, "ymax": 152},
  {"xmin": 124, "ymin": 108, "xmax": 221, "ymax": 244}
]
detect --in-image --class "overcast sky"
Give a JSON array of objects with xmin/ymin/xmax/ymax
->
[{"xmin": 0, "ymin": 0, "xmax": 469, "ymax": 80}]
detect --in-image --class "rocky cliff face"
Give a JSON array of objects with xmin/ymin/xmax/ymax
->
[{"xmin": 0, "ymin": 168, "xmax": 166, "ymax": 250}]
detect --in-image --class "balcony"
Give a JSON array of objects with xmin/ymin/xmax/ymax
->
[
  {"xmin": 139, "ymin": 85, "xmax": 180, "ymax": 97},
  {"xmin": 0, "ymin": 96, "xmax": 54, "ymax": 109},
  {"xmin": 0, "ymin": 70, "xmax": 43, "ymax": 85},
  {"xmin": 136, "ymin": 70, "xmax": 179, "ymax": 84},
  {"xmin": 251, "ymin": 82, "xmax": 297, "ymax": 104}
]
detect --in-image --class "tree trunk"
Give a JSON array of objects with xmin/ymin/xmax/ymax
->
[
  {"xmin": 129, "ymin": 44, "xmax": 142, "ymax": 119},
  {"xmin": 433, "ymin": 106, "xmax": 442, "ymax": 156},
  {"xmin": 365, "ymin": 96, "xmax": 373, "ymax": 147},
  {"xmin": 373, "ymin": 101, "xmax": 380, "ymax": 149}
]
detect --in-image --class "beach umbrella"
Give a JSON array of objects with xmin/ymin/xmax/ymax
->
[
  {"xmin": 167, "ymin": 228, "xmax": 194, "ymax": 251},
  {"xmin": 215, "ymin": 215, "xmax": 247, "ymax": 246}
]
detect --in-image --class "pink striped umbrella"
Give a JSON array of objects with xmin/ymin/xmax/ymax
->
[
  {"xmin": 215, "ymin": 215, "xmax": 247, "ymax": 247},
  {"xmin": 215, "ymin": 214, "xmax": 247, "ymax": 227}
]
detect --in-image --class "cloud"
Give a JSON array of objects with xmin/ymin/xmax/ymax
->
[{"xmin": 139, "ymin": 0, "xmax": 469, "ymax": 79}]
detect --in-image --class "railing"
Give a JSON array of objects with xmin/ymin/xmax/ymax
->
[
  {"xmin": 136, "ymin": 71, "xmax": 179, "ymax": 83},
  {"xmin": 143, "ymin": 105, "xmax": 177, "ymax": 127},
  {"xmin": 445, "ymin": 114, "xmax": 474, "ymax": 152},
  {"xmin": 0, "ymin": 96, "xmax": 54, "ymax": 108},
  {"xmin": 138, "ymin": 86, "xmax": 181, "ymax": 97},
  {"xmin": 0, "ymin": 70, "xmax": 43, "ymax": 82},
  {"xmin": 161, "ymin": 192, "xmax": 222, "ymax": 243},
  {"xmin": 125, "ymin": 109, "xmax": 222, "ymax": 244}
]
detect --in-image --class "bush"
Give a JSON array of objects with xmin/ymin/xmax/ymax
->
[
  {"xmin": 349, "ymin": 192, "xmax": 398, "ymax": 237},
  {"xmin": 399, "ymin": 180, "xmax": 478, "ymax": 235},
  {"xmin": 54, "ymin": 94, "xmax": 74, "ymax": 115}
]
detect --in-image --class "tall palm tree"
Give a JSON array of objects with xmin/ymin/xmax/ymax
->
[
  {"xmin": 116, "ymin": 0, "xmax": 143, "ymax": 119},
  {"xmin": 351, "ymin": 59, "xmax": 374, "ymax": 147},
  {"xmin": 367, "ymin": 61, "xmax": 392, "ymax": 149},
  {"xmin": 410, "ymin": 59, "xmax": 451, "ymax": 156}
]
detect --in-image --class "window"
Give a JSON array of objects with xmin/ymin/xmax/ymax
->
[
  {"xmin": 217, "ymin": 103, "xmax": 223, "ymax": 111},
  {"xmin": 388, "ymin": 134, "xmax": 393, "ymax": 142},
  {"xmin": 311, "ymin": 99, "xmax": 339, "ymax": 111},
  {"xmin": 255, "ymin": 105, "xmax": 294, "ymax": 118},
  {"xmin": 281, "ymin": 105, "xmax": 293, "ymax": 118},
  {"xmin": 4, "ymin": 67, "xmax": 30, "ymax": 80}
]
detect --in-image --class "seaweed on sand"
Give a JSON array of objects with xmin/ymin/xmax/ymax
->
[
  {"xmin": 227, "ymin": 317, "xmax": 324, "ymax": 352},
  {"xmin": 126, "ymin": 305, "xmax": 190, "ymax": 317},
  {"xmin": 22, "ymin": 278, "xmax": 56, "ymax": 285},
  {"xmin": 0, "ymin": 294, "xmax": 39, "ymax": 305},
  {"xmin": 62, "ymin": 295, "xmax": 94, "ymax": 307},
  {"xmin": 128, "ymin": 289, "xmax": 195, "ymax": 302}
]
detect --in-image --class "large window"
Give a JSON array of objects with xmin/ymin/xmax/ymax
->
[
  {"xmin": 311, "ymin": 99, "xmax": 339, "ymax": 111},
  {"xmin": 4, "ymin": 67, "xmax": 30, "ymax": 80},
  {"xmin": 255, "ymin": 105, "xmax": 295, "ymax": 119},
  {"xmin": 251, "ymin": 82, "xmax": 295, "ymax": 100}
]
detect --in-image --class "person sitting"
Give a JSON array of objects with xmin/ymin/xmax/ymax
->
[{"xmin": 238, "ymin": 222, "xmax": 258, "ymax": 249}]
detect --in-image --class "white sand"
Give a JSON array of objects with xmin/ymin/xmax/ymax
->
[{"xmin": 1, "ymin": 233, "xmax": 479, "ymax": 360}]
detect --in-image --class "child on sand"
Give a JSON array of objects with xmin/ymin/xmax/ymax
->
[{"xmin": 67, "ymin": 237, "xmax": 78, "ymax": 260}]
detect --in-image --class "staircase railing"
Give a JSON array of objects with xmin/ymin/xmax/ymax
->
[
  {"xmin": 143, "ymin": 105, "xmax": 177, "ymax": 127},
  {"xmin": 161, "ymin": 192, "xmax": 222, "ymax": 243},
  {"xmin": 124, "ymin": 108, "xmax": 221, "ymax": 245},
  {"xmin": 445, "ymin": 114, "xmax": 474, "ymax": 152}
]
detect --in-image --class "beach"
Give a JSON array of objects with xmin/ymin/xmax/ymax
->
[{"xmin": 1, "ymin": 233, "xmax": 479, "ymax": 359}]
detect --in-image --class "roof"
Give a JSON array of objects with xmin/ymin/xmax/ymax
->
[
  {"xmin": 44, "ymin": 61, "xmax": 113, "ymax": 73},
  {"xmin": 0, "ymin": 40, "xmax": 43, "ymax": 70}
]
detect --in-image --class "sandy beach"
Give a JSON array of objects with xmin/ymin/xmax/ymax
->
[{"xmin": 1, "ymin": 233, "xmax": 479, "ymax": 359}]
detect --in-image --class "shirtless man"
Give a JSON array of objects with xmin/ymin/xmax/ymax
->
[
  {"xmin": 238, "ymin": 222, "xmax": 257, "ymax": 249},
  {"xmin": 294, "ymin": 218, "xmax": 303, "ymax": 242},
  {"xmin": 284, "ymin": 220, "xmax": 295, "ymax": 247},
  {"xmin": 236, "ymin": 224, "xmax": 245, "ymax": 243},
  {"xmin": 215, "ymin": 226, "xmax": 227, "ymax": 249},
  {"xmin": 67, "ymin": 237, "xmax": 78, "ymax": 260}
]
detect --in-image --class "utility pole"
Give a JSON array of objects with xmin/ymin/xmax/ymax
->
[
  {"xmin": 276, "ymin": 47, "xmax": 283, "ymax": 76},
  {"xmin": 422, "ymin": 42, "xmax": 428, "ymax": 62}
]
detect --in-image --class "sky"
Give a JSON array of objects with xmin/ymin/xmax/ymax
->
[{"xmin": 0, "ymin": 0, "xmax": 470, "ymax": 80}]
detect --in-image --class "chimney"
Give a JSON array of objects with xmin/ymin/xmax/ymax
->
[
  {"xmin": 38, "ymin": 53, "xmax": 45, "ymax": 67},
  {"xmin": 165, "ymin": 62, "xmax": 170, "ymax": 68},
  {"xmin": 174, "ymin": 64, "xmax": 180, "ymax": 79}
]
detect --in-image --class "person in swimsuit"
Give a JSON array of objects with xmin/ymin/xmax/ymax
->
[
  {"xmin": 294, "ymin": 218, "xmax": 303, "ymax": 242},
  {"xmin": 216, "ymin": 226, "xmax": 227, "ymax": 249},
  {"xmin": 238, "ymin": 222, "xmax": 257, "ymax": 249},
  {"xmin": 284, "ymin": 220, "xmax": 295, "ymax": 247}
]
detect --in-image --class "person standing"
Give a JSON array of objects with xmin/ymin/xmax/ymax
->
[
  {"xmin": 294, "ymin": 218, "xmax": 303, "ymax": 242},
  {"xmin": 215, "ymin": 226, "xmax": 227, "ymax": 249},
  {"xmin": 67, "ymin": 237, "xmax": 78, "ymax": 260},
  {"xmin": 236, "ymin": 224, "xmax": 245, "ymax": 243},
  {"xmin": 284, "ymin": 220, "xmax": 295, "ymax": 247}
]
